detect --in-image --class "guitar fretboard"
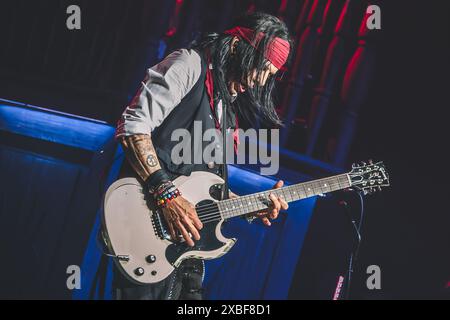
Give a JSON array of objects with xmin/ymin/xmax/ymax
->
[{"xmin": 217, "ymin": 173, "xmax": 351, "ymax": 219}]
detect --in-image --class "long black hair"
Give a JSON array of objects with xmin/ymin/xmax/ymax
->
[{"xmin": 191, "ymin": 12, "xmax": 293, "ymax": 128}]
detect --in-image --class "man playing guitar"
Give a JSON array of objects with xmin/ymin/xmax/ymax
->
[{"xmin": 113, "ymin": 12, "xmax": 291, "ymax": 300}]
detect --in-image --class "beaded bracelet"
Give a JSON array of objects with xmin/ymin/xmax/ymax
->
[{"xmin": 153, "ymin": 181, "xmax": 181, "ymax": 208}]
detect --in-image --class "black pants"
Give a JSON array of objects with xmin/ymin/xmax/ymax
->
[{"xmin": 112, "ymin": 259, "xmax": 204, "ymax": 300}]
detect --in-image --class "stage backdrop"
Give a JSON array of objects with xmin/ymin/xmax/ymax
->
[{"xmin": 0, "ymin": 102, "xmax": 117, "ymax": 299}]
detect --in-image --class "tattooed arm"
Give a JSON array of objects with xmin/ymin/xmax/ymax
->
[
  {"xmin": 114, "ymin": 50, "xmax": 206, "ymax": 246},
  {"xmin": 119, "ymin": 134, "xmax": 161, "ymax": 181}
]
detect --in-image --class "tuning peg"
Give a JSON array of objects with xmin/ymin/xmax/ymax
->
[
  {"xmin": 378, "ymin": 186, "xmax": 382, "ymax": 191},
  {"xmin": 368, "ymin": 159, "xmax": 373, "ymax": 165},
  {"xmin": 360, "ymin": 161, "xmax": 366, "ymax": 166},
  {"xmin": 352, "ymin": 163, "xmax": 358, "ymax": 168}
]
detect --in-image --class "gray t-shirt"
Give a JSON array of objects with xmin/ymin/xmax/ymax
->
[{"xmin": 115, "ymin": 48, "xmax": 223, "ymax": 139}]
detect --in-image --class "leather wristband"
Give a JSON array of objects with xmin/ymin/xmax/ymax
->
[{"xmin": 144, "ymin": 169, "xmax": 171, "ymax": 194}]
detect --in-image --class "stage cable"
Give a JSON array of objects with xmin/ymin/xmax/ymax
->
[{"xmin": 340, "ymin": 190, "xmax": 365, "ymax": 300}]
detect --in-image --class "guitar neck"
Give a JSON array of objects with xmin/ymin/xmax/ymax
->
[{"xmin": 217, "ymin": 173, "xmax": 351, "ymax": 219}]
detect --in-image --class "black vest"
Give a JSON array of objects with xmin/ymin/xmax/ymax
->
[{"xmin": 119, "ymin": 49, "xmax": 235, "ymax": 181}]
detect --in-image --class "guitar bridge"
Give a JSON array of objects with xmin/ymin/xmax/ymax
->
[{"xmin": 151, "ymin": 211, "xmax": 171, "ymax": 240}]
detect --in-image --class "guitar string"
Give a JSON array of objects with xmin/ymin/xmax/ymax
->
[
  {"xmin": 195, "ymin": 179, "xmax": 347, "ymax": 219},
  {"xmin": 151, "ymin": 175, "xmax": 350, "ymax": 228},
  {"xmin": 191, "ymin": 174, "xmax": 350, "ymax": 215},
  {"xmin": 198, "ymin": 178, "xmax": 365, "ymax": 225},
  {"xmin": 195, "ymin": 179, "xmax": 348, "ymax": 223},
  {"xmin": 163, "ymin": 176, "xmax": 363, "ymax": 235},
  {"xmin": 197, "ymin": 179, "xmax": 346, "ymax": 224},
  {"xmin": 160, "ymin": 171, "xmax": 381, "ymax": 233}
]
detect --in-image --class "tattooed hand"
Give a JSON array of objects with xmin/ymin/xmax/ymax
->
[{"xmin": 161, "ymin": 196, "xmax": 203, "ymax": 247}]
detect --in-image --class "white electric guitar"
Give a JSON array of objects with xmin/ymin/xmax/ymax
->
[{"xmin": 101, "ymin": 160, "xmax": 389, "ymax": 284}]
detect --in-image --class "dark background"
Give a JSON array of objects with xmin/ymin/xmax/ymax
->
[
  {"xmin": 345, "ymin": 1, "xmax": 449, "ymax": 299},
  {"xmin": 0, "ymin": 0, "xmax": 448, "ymax": 299}
]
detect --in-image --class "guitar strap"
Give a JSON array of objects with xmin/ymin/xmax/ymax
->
[
  {"xmin": 204, "ymin": 48, "xmax": 232, "ymax": 201},
  {"xmin": 221, "ymin": 99, "xmax": 230, "ymax": 201}
]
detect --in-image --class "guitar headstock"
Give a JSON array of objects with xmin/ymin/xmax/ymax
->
[{"xmin": 348, "ymin": 160, "xmax": 390, "ymax": 195}]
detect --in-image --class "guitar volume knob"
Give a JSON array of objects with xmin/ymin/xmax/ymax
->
[
  {"xmin": 134, "ymin": 267, "xmax": 145, "ymax": 276},
  {"xmin": 146, "ymin": 255, "xmax": 156, "ymax": 263}
]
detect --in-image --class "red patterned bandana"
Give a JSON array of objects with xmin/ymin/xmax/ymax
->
[{"xmin": 224, "ymin": 26, "xmax": 290, "ymax": 70}]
